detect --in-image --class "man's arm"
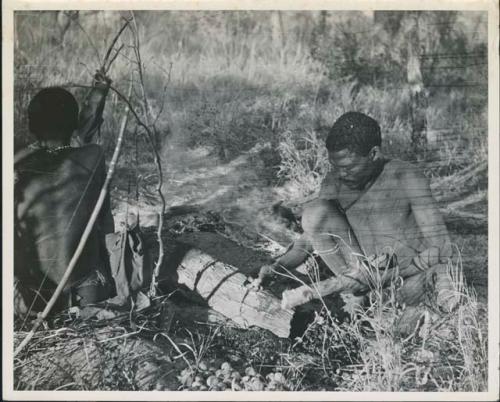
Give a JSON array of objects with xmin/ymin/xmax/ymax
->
[
  {"xmin": 275, "ymin": 233, "xmax": 313, "ymax": 270},
  {"xmin": 75, "ymin": 70, "xmax": 112, "ymax": 145},
  {"xmin": 405, "ymin": 166, "xmax": 452, "ymax": 270},
  {"xmin": 250, "ymin": 234, "xmax": 313, "ymax": 288}
]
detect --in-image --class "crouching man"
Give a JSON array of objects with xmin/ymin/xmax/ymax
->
[
  {"xmin": 253, "ymin": 112, "xmax": 456, "ymax": 312},
  {"xmin": 14, "ymin": 72, "xmax": 116, "ymax": 314}
]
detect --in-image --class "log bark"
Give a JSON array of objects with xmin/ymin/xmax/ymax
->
[{"xmin": 177, "ymin": 248, "xmax": 294, "ymax": 338}]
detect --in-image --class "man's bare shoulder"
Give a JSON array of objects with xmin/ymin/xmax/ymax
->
[{"xmin": 383, "ymin": 159, "xmax": 428, "ymax": 192}]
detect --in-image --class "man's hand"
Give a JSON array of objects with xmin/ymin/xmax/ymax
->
[
  {"xmin": 246, "ymin": 263, "xmax": 276, "ymax": 291},
  {"xmin": 93, "ymin": 69, "xmax": 112, "ymax": 89}
]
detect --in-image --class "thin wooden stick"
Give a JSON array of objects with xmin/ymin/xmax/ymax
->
[
  {"xmin": 129, "ymin": 12, "xmax": 167, "ymax": 297},
  {"xmin": 14, "ymin": 80, "xmax": 133, "ymax": 357},
  {"xmin": 102, "ymin": 17, "xmax": 132, "ymax": 73}
]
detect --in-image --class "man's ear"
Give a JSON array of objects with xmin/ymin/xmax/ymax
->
[{"xmin": 369, "ymin": 146, "xmax": 382, "ymax": 161}]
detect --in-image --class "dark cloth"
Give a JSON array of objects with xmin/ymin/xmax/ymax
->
[
  {"xmin": 105, "ymin": 226, "xmax": 149, "ymax": 305},
  {"xmin": 14, "ymin": 226, "xmax": 150, "ymax": 315}
]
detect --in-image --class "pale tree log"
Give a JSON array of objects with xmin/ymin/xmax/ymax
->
[{"xmin": 177, "ymin": 249, "xmax": 294, "ymax": 338}]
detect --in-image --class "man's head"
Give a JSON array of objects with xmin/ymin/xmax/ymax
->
[
  {"xmin": 28, "ymin": 87, "xmax": 79, "ymax": 144},
  {"xmin": 326, "ymin": 112, "xmax": 383, "ymax": 190}
]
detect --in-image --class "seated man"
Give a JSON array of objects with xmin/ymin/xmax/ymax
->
[
  {"xmin": 255, "ymin": 112, "xmax": 455, "ymax": 311},
  {"xmin": 14, "ymin": 72, "xmax": 116, "ymax": 314}
]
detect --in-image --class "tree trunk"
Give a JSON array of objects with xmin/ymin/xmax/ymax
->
[
  {"xmin": 177, "ymin": 248, "xmax": 294, "ymax": 338},
  {"xmin": 407, "ymin": 13, "xmax": 428, "ymax": 156}
]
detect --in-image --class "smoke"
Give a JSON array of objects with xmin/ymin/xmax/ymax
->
[{"xmin": 159, "ymin": 142, "xmax": 302, "ymax": 246}]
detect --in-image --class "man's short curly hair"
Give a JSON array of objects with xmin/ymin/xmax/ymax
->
[
  {"xmin": 326, "ymin": 112, "xmax": 381, "ymax": 156},
  {"xmin": 28, "ymin": 87, "xmax": 79, "ymax": 143}
]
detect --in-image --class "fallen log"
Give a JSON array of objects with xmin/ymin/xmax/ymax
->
[{"xmin": 177, "ymin": 248, "xmax": 294, "ymax": 338}]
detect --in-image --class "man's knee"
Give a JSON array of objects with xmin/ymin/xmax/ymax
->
[{"xmin": 301, "ymin": 199, "xmax": 343, "ymax": 235}]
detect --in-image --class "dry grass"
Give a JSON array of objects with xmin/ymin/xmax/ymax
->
[{"xmin": 286, "ymin": 253, "xmax": 489, "ymax": 392}]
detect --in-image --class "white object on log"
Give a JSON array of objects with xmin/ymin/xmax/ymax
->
[{"xmin": 177, "ymin": 248, "xmax": 294, "ymax": 338}]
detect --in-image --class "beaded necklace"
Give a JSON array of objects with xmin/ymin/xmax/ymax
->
[{"xmin": 28, "ymin": 143, "xmax": 73, "ymax": 154}]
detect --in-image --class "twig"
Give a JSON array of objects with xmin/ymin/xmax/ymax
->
[
  {"xmin": 106, "ymin": 44, "xmax": 125, "ymax": 70},
  {"xmin": 14, "ymin": 79, "xmax": 134, "ymax": 358},
  {"xmin": 102, "ymin": 17, "xmax": 132, "ymax": 73},
  {"xmin": 129, "ymin": 11, "xmax": 167, "ymax": 297},
  {"xmin": 152, "ymin": 61, "xmax": 173, "ymax": 127}
]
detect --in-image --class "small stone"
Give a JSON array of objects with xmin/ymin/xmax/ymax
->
[{"xmin": 245, "ymin": 366, "xmax": 256, "ymax": 376}]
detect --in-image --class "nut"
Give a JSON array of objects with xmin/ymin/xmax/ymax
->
[
  {"xmin": 206, "ymin": 375, "xmax": 218, "ymax": 387},
  {"xmin": 274, "ymin": 372, "xmax": 284, "ymax": 383},
  {"xmin": 251, "ymin": 379, "xmax": 265, "ymax": 391}
]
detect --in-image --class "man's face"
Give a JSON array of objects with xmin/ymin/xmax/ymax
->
[{"xmin": 328, "ymin": 148, "xmax": 377, "ymax": 190}]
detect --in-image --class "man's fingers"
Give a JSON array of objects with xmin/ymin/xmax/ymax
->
[{"xmin": 245, "ymin": 277, "xmax": 262, "ymax": 291}]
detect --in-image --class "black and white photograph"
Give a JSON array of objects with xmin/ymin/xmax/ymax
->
[{"xmin": 3, "ymin": 1, "xmax": 499, "ymax": 399}]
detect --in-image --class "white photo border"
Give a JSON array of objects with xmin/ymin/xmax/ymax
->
[{"xmin": 3, "ymin": 1, "xmax": 499, "ymax": 400}]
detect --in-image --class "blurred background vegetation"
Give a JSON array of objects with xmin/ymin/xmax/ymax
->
[{"xmin": 13, "ymin": 10, "xmax": 488, "ymax": 232}]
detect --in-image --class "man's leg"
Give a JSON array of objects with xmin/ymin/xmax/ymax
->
[
  {"xmin": 301, "ymin": 199, "xmax": 363, "ymax": 276},
  {"xmin": 397, "ymin": 263, "xmax": 459, "ymax": 311}
]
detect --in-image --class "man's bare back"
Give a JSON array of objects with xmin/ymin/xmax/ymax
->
[{"xmin": 15, "ymin": 144, "xmax": 115, "ymax": 310}]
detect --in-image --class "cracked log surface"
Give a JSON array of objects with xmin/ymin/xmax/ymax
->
[{"xmin": 176, "ymin": 247, "xmax": 294, "ymax": 338}]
